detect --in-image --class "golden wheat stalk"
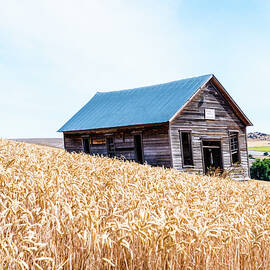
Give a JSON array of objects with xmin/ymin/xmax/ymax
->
[{"xmin": 0, "ymin": 138, "xmax": 269, "ymax": 269}]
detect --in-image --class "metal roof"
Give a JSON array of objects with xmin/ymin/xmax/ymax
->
[{"xmin": 58, "ymin": 74, "xmax": 212, "ymax": 132}]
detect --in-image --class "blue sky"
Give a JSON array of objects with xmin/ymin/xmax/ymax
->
[{"xmin": 0, "ymin": 0, "xmax": 269, "ymax": 138}]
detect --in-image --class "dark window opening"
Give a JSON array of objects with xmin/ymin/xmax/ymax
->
[
  {"xmin": 134, "ymin": 135, "xmax": 143, "ymax": 164},
  {"xmin": 180, "ymin": 131, "xmax": 193, "ymax": 166},
  {"xmin": 230, "ymin": 132, "xmax": 240, "ymax": 164},
  {"xmin": 82, "ymin": 138, "xmax": 90, "ymax": 154},
  {"xmin": 202, "ymin": 141, "xmax": 221, "ymax": 147},
  {"xmin": 106, "ymin": 136, "xmax": 115, "ymax": 157}
]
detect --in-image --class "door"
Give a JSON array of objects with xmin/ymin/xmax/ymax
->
[
  {"xmin": 134, "ymin": 134, "xmax": 143, "ymax": 164},
  {"xmin": 202, "ymin": 140, "xmax": 223, "ymax": 174}
]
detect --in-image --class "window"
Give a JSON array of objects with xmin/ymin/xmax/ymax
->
[
  {"xmin": 180, "ymin": 131, "xmax": 193, "ymax": 166},
  {"xmin": 230, "ymin": 132, "xmax": 240, "ymax": 164},
  {"xmin": 92, "ymin": 136, "xmax": 106, "ymax": 145},
  {"xmin": 106, "ymin": 136, "xmax": 115, "ymax": 157},
  {"xmin": 82, "ymin": 138, "xmax": 90, "ymax": 154}
]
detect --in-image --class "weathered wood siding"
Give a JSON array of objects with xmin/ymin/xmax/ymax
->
[
  {"xmin": 143, "ymin": 126, "xmax": 172, "ymax": 167},
  {"xmin": 169, "ymin": 81, "xmax": 249, "ymax": 179},
  {"xmin": 63, "ymin": 124, "xmax": 172, "ymax": 168},
  {"xmin": 63, "ymin": 80, "xmax": 249, "ymax": 179},
  {"xmin": 64, "ymin": 134, "xmax": 83, "ymax": 153}
]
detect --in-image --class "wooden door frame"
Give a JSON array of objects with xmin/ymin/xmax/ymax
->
[{"xmin": 201, "ymin": 138, "xmax": 224, "ymax": 174}]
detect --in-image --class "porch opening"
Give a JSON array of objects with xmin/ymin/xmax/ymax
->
[{"xmin": 202, "ymin": 140, "xmax": 223, "ymax": 174}]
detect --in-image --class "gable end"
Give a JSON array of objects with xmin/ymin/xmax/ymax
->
[
  {"xmin": 210, "ymin": 76, "xmax": 252, "ymax": 126},
  {"xmin": 169, "ymin": 75, "xmax": 252, "ymax": 127}
]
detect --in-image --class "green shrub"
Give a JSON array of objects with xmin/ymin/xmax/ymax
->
[{"xmin": 250, "ymin": 158, "xmax": 270, "ymax": 181}]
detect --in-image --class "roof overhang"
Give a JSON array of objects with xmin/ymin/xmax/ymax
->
[{"xmin": 61, "ymin": 121, "xmax": 169, "ymax": 134}]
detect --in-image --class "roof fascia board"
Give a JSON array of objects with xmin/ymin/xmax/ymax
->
[{"xmin": 169, "ymin": 74, "xmax": 213, "ymax": 123}]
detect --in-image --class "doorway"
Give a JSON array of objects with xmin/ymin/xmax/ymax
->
[
  {"xmin": 106, "ymin": 136, "xmax": 115, "ymax": 157},
  {"xmin": 202, "ymin": 140, "xmax": 223, "ymax": 174},
  {"xmin": 82, "ymin": 137, "xmax": 90, "ymax": 154},
  {"xmin": 134, "ymin": 134, "xmax": 143, "ymax": 164}
]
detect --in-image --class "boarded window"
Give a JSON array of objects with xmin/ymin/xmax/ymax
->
[
  {"xmin": 230, "ymin": 132, "xmax": 240, "ymax": 164},
  {"xmin": 180, "ymin": 131, "xmax": 193, "ymax": 166},
  {"xmin": 82, "ymin": 138, "xmax": 90, "ymax": 154}
]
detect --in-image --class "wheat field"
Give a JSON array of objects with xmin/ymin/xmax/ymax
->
[{"xmin": 0, "ymin": 139, "xmax": 269, "ymax": 269}]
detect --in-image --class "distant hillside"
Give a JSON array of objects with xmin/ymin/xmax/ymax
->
[
  {"xmin": 0, "ymin": 139, "xmax": 269, "ymax": 269},
  {"xmin": 11, "ymin": 138, "xmax": 64, "ymax": 148},
  {"xmin": 248, "ymin": 132, "xmax": 270, "ymax": 140}
]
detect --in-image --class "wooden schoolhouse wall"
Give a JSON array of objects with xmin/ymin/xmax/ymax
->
[
  {"xmin": 63, "ymin": 79, "xmax": 250, "ymax": 179},
  {"xmin": 169, "ymin": 81, "xmax": 249, "ymax": 179},
  {"xmin": 63, "ymin": 124, "xmax": 172, "ymax": 168}
]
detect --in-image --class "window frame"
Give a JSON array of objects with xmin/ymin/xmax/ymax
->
[
  {"xmin": 229, "ymin": 130, "xmax": 241, "ymax": 165},
  {"xmin": 179, "ymin": 130, "xmax": 194, "ymax": 168}
]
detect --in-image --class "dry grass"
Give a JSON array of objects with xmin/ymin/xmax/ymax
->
[
  {"xmin": 0, "ymin": 139, "xmax": 269, "ymax": 269},
  {"xmin": 248, "ymin": 139, "xmax": 270, "ymax": 147}
]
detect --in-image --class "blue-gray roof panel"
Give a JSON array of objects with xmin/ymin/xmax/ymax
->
[{"xmin": 58, "ymin": 74, "xmax": 212, "ymax": 132}]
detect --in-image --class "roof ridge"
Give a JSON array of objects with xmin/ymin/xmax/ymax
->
[{"xmin": 97, "ymin": 74, "xmax": 213, "ymax": 94}]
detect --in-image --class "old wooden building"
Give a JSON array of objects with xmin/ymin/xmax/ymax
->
[{"xmin": 58, "ymin": 74, "xmax": 252, "ymax": 179}]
